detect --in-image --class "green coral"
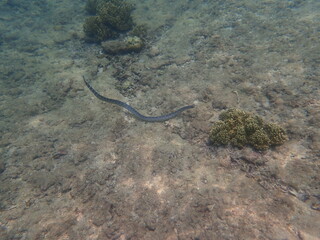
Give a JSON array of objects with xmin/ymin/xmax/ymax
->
[
  {"xmin": 98, "ymin": 1, "xmax": 133, "ymax": 31},
  {"xmin": 248, "ymin": 129, "xmax": 271, "ymax": 150},
  {"xmin": 83, "ymin": 0, "xmax": 134, "ymax": 43},
  {"xmin": 83, "ymin": 16, "xmax": 118, "ymax": 42},
  {"xmin": 209, "ymin": 109, "xmax": 288, "ymax": 150}
]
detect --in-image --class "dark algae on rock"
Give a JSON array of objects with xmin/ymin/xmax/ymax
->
[{"xmin": 209, "ymin": 109, "xmax": 287, "ymax": 150}]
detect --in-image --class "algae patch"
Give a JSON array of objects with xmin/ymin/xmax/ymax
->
[{"xmin": 209, "ymin": 109, "xmax": 287, "ymax": 150}]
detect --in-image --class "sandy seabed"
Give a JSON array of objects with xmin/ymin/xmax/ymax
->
[{"xmin": 0, "ymin": 0, "xmax": 319, "ymax": 239}]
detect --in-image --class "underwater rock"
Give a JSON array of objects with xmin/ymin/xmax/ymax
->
[
  {"xmin": 209, "ymin": 108, "xmax": 287, "ymax": 150},
  {"xmin": 101, "ymin": 36, "xmax": 143, "ymax": 54}
]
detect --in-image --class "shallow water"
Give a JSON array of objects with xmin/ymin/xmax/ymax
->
[{"xmin": 0, "ymin": 0, "xmax": 319, "ymax": 239}]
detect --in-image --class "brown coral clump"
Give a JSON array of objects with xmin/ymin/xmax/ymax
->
[
  {"xmin": 209, "ymin": 109, "xmax": 287, "ymax": 150},
  {"xmin": 83, "ymin": 0, "xmax": 134, "ymax": 43},
  {"xmin": 98, "ymin": 1, "xmax": 133, "ymax": 31}
]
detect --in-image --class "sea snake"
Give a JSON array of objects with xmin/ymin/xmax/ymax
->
[{"xmin": 83, "ymin": 76, "xmax": 194, "ymax": 122}]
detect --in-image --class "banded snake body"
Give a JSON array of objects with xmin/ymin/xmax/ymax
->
[{"xmin": 83, "ymin": 76, "xmax": 194, "ymax": 122}]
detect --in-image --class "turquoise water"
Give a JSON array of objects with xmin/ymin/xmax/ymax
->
[{"xmin": 0, "ymin": 1, "xmax": 319, "ymax": 239}]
